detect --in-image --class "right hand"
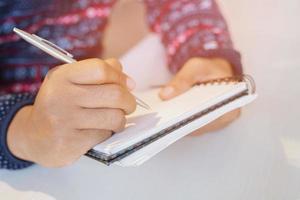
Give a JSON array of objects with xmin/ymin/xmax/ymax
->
[{"xmin": 7, "ymin": 58, "xmax": 137, "ymax": 167}]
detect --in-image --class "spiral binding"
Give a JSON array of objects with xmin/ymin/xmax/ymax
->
[
  {"xmin": 86, "ymin": 74, "xmax": 256, "ymax": 165},
  {"xmin": 197, "ymin": 74, "xmax": 256, "ymax": 95}
]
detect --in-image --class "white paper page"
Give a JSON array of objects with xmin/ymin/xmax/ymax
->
[
  {"xmin": 115, "ymin": 94, "xmax": 257, "ymax": 167},
  {"xmin": 93, "ymin": 82, "xmax": 248, "ymax": 155}
]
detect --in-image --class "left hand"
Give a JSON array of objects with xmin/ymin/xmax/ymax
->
[{"xmin": 159, "ymin": 57, "xmax": 241, "ymax": 136}]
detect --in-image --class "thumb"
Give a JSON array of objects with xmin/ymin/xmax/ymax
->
[{"xmin": 159, "ymin": 74, "xmax": 194, "ymax": 101}]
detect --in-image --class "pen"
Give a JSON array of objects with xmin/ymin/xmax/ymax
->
[{"xmin": 13, "ymin": 27, "xmax": 151, "ymax": 110}]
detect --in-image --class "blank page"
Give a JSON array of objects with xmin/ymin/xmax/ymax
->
[{"xmin": 93, "ymin": 82, "xmax": 247, "ymax": 155}]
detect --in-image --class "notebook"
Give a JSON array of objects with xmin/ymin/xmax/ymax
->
[{"xmin": 86, "ymin": 75, "xmax": 257, "ymax": 166}]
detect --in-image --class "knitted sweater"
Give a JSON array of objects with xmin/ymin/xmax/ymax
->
[{"xmin": 0, "ymin": 0, "xmax": 242, "ymax": 169}]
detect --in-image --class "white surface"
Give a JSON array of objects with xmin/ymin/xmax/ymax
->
[{"xmin": 1, "ymin": 0, "xmax": 300, "ymax": 199}]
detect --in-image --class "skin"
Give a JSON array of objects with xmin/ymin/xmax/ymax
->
[{"xmin": 7, "ymin": 58, "xmax": 137, "ymax": 167}]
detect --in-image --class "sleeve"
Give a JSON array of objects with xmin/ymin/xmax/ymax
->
[
  {"xmin": 144, "ymin": 0, "xmax": 243, "ymax": 75},
  {"xmin": 0, "ymin": 93, "xmax": 35, "ymax": 170}
]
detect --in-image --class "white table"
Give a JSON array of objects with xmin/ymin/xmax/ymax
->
[{"xmin": 1, "ymin": 0, "xmax": 300, "ymax": 199}]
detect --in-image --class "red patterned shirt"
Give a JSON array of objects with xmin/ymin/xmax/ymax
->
[{"xmin": 0, "ymin": 0, "xmax": 242, "ymax": 94}]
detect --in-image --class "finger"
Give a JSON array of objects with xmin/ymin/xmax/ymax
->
[
  {"xmin": 63, "ymin": 58, "xmax": 134, "ymax": 89},
  {"xmin": 75, "ymin": 108, "xmax": 126, "ymax": 132},
  {"xmin": 159, "ymin": 67, "xmax": 196, "ymax": 100},
  {"xmin": 74, "ymin": 84, "xmax": 137, "ymax": 114},
  {"xmin": 71, "ymin": 130, "xmax": 112, "ymax": 154},
  {"xmin": 78, "ymin": 129, "xmax": 112, "ymax": 140},
  {"xmin": 105, "ymin": 58, "xmax": 123, "ymax": 71},
  {"xmin": 105, "ymin": 58, "xmax": 136, "ymax": 90}
]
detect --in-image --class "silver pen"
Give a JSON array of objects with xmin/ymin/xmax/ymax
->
[{"xmin": 13, "ymin": 27, "xmax": 151, "ymax": 110}]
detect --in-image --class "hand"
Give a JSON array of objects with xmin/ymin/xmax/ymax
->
[
  {"xmin": 159, "ymin": 57, "xmax": 241, "ymax": 136},
  {"xmin": 7, "ymin": 58, "xmax": 137, "ymax": 167}
]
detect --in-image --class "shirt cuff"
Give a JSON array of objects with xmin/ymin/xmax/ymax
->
[{"xmin": 0, "ymin": 96, "xmax": 35, "ymax": 170}]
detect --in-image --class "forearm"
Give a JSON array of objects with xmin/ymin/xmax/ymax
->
[{"xmin": 144, "ymin": 0, "xmax": 242, "ymax": 74}]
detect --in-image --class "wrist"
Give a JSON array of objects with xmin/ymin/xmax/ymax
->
[
  {"xmin": 186, "ymin": 57, "xmax": 234, "ymax": 79},
  {"xmin": 7, "ymin": 106, "xmax": 35, "ymax": 162}
]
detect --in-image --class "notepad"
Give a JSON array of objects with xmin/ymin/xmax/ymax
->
[{"xmin": 86, "ymin": 76, "xmax": 257, "ymax": 166}]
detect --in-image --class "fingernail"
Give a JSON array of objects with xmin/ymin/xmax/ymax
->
[
  {"xmin": 126, "ymin": 77, "xmax": 136, "ymax": 90},
  {"xmin": 161, "ymin": 86, "xmax": 174, "ymax": 97}
]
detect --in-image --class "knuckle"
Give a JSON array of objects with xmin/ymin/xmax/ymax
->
[
  {"xmin": 110, "ymin": 85, "xmax": 124, "ymax": 101},
  {"xmin": 101, "ymin": 130, "xmax": 113, "ymax": 140},
  {"xmin": 110, "ymin": 58, "xmax": 120, "ymax": 64},
  {"xmin": 109, "ymin": 87, "xmax": 136, "ymax": 114},
  {"xmin": 110, "ymin": 109, "xmax": 126, "ymax": 132},
  {"xmin": 116, "ymin": 72, "xmax": 124, "ymax": 83},
  {"xmin": 41, "ymin": 83, "xmax": 69, "ymax": 107},
  {"xmin": 98, "ymin": 65, "xmax": 111, "ymax": 82},
  {"xmin": 112, "ymin": 59, "xmax": 123, "ymax": 69},
  {"xmin": 127, "ymin": 94, "xmax": 137, "ymax": 114},
  {"xmin": 88, "ymin": 59, "xmax": 110, "ymax": 80},
  {"xmin": 89, "ymin": 58, "xmax": 105, "ymax": 67},
  {"xmin": 107, "ymin": 58, "xmax": 120, "ymax": 65}
]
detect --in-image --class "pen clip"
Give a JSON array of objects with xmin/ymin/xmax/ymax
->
[{"xmin": 32, "ymin": 34, "xmax": 74, "ymax": 58}]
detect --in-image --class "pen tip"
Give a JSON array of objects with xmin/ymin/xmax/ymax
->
[
  {"xmin": 141, "ymin": 104, "xmax": 151, "ymax": 110},
  {"xmin": 13, "ymin": 27, "xmax": 22, "ymax": 35}
]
